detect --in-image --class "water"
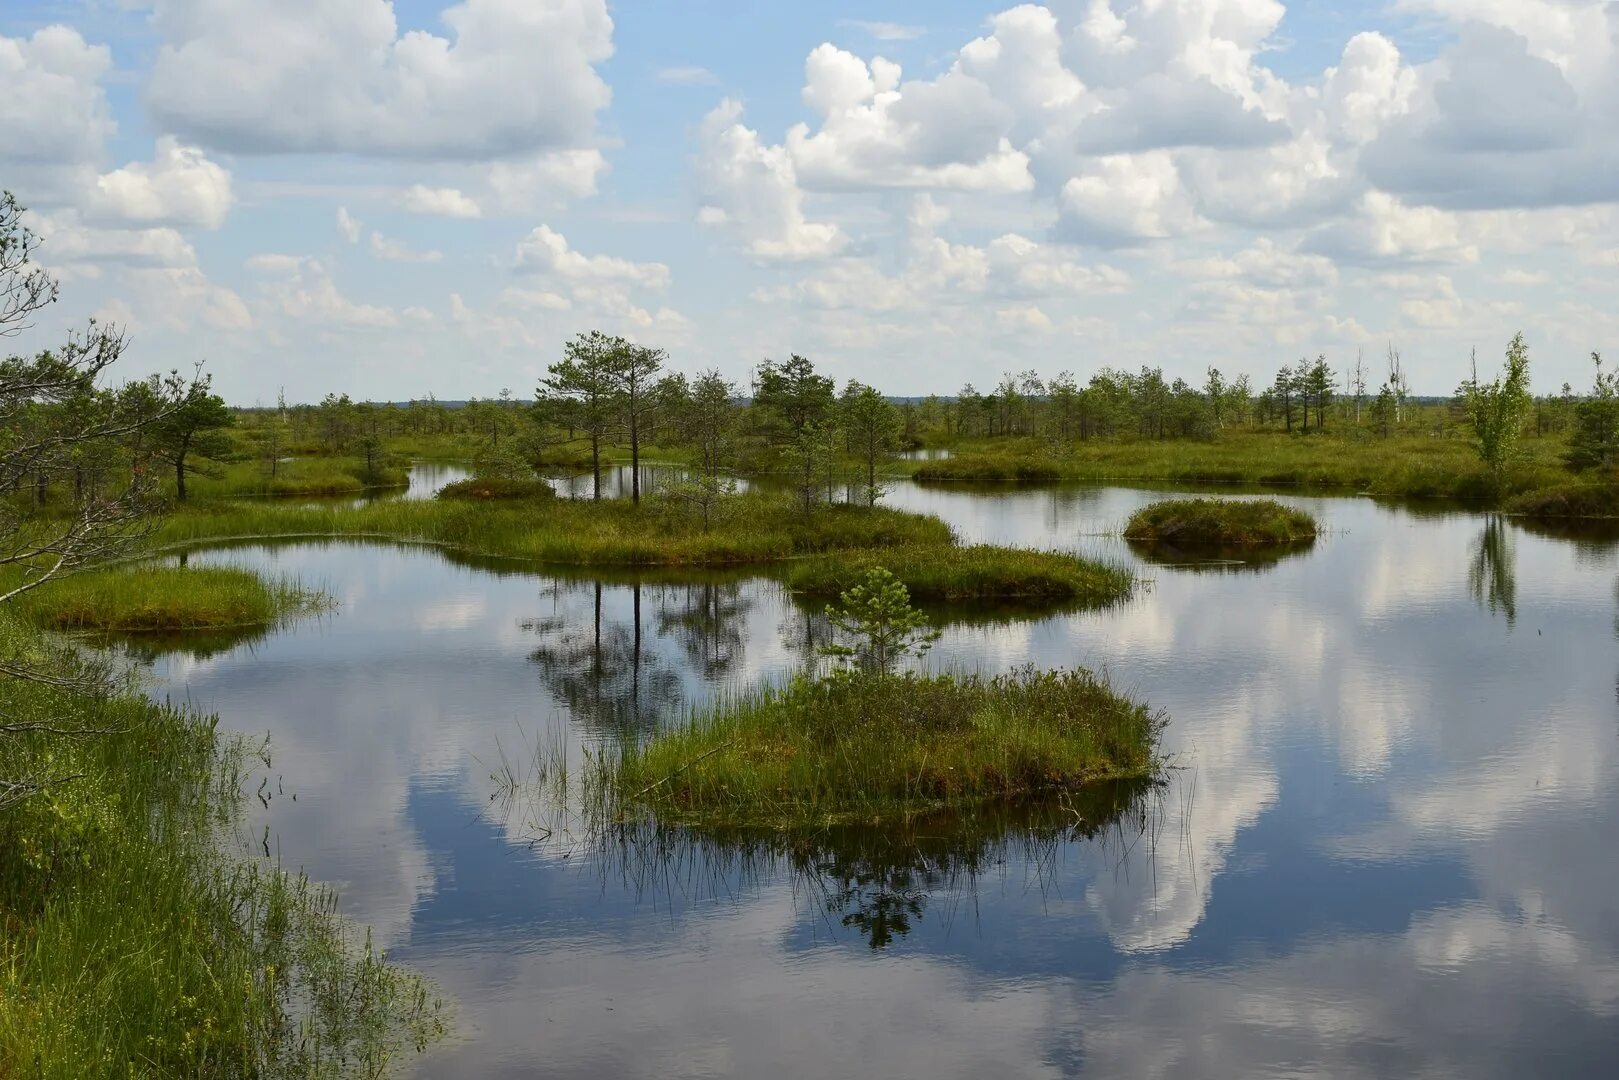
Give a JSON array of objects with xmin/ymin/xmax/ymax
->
[{"xmin": 136, "ymin": 475, "xmax": 1619, "ymax": 1078}]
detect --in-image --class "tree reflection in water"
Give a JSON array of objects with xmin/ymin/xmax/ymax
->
[
  {"xmin": 1468, "ymin": 516, "xmax": 1518, "ymax": 627},
  {"xmin": 586, "ymin": 780, "xmax": 1154, "ymax": 950}
]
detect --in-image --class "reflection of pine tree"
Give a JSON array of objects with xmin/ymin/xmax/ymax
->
[
  {"xmin": 653, "ymin": 582, "xmax": 752, "ymax": 681},
  {"xmin": 524, "ymin": 581, "xmax": 683, "ymax": 733},
  {"xmin": 1468, "ymin": 516, "xmax": 1518, "ymax": 627}
]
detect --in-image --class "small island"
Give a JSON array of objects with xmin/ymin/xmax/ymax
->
[{"xmin": 1123, "ymin": 498, "xmax": 1319, "ymax": 545}]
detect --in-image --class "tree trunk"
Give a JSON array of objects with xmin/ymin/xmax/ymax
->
[
  {"xmin": 591, "ymin": 431, "xmax": 602, "ymax": 501},
  {"xmin": 175, "ymin": 455, "xmax": 187, "ymax": 502},
  {"xmin": 630, "ymin": 409, "xmax": 641, "ymax": 505}
]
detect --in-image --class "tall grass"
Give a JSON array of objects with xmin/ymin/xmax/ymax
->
[
  {"xmin": 1123, "ymin": 498, "xmax": 1319, "ymax": 544},
  {"xmin": 186, "ymin": 458, "xmax": 408, "ymax": 499},
  {"xmin": 0, "ymin": 616, "xmax": 445, "ymax": 1076},
  {"xmin": 1505, "ymin": 478, "xmax": 1619, "ymax": 520},
  {"xmin": 9, "ymin": 564, "xmax": 327, "ymax": 632},
  {"xmin": 609, "ymin": 666, "xmax": 1163, "ymax": 829},
  {"xmin": 155, "ymin": 493, "xmax": 953, "ymax": 567},
  {"xmin": 783, "ymin": 544, "xmax": 1135, "ymax": 604}
]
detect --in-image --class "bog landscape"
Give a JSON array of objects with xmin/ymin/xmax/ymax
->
[{"xmin": 4, "ymin": 2, "xmax": 1619, "ymax": 1078}]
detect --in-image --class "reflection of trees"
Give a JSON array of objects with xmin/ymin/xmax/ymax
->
[
  {"xmin": 1468, "ymin": 516, "xmax": 1518, "ymax": 626},
  {"xmin": 1125, "ymin": 536, "xmax": 1315, "ymax": 574},
  {"xmin": 593, "ymin": 781, "xmax": 1151, "ymax": 950},
  {"xmin": 524, "ymin": 581, "xmax": 683, "ymax": 733},
  {"xmin": 653, "ymin": 582, "xmax": 751, "ymax": 681}
]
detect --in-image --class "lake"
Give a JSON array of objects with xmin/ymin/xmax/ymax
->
[{"xmin": 138, "ymin": 465, "xmax": 1619, "ymax": 1077}]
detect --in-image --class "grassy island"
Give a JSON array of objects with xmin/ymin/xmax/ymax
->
[
  {"xmin": 1123, "ymin": 498, "xmax": 1319, "ymax": 545},
  {"xmin": 610, "ymin": 667, "xmax": 1161, "ymax": 829},
  {"xmin": 1505, "ymin": 480, "xmax": 1619, "ymax": 521},
  {"xmin": 784, "ymin": 544, "xmax": 1134, "ymax": 604},
  {"xmin": 10, "ymin": 565, "xmax": 327, "ymax": 633},
  {"xmin": 436, "ymin": 476, "xmax": 558, "ymax": 501}
]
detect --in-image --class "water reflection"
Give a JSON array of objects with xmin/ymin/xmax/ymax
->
[
  {"xmin": 129, "ymin": 483, "xmax": 1619, "ymax": 1078},
  {"xmin": 1125, "ymin": 537, "xmax": 1316, "ymax": 574},
  {"xmin": 1468, "ymin": 516, "xmax": 1518, "ymax": 626},
  {"xmin": 592, "ymin": 782, "xmax": 1151, "ymax": 950}
]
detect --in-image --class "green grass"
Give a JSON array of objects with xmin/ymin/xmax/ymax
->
[
  {"xmin": 436, "ymin": 476, "xmax": 557, "ymax": 501},
  {"xmin": 1505, "ymin": 478, "xmax": 1619, "ymax": 519},
  {"xmin": 0, "ymin": 615, "xmax": 444, "ymax": 1076},
  {"xmin": 911, "ymin": 432, "xmax": 1572, "ymax": 500},
  {"xmin": 783, "ymin": 544, "xmax": 1134, "ymax": 604},
  {"xmin": 9, "ymin": 565, "xmax": 327, "ymax": 633},
  {"xmin": 186, "ymin": 457, "xmax": 409, "ymax": 499},
  {"xmin": 1123, "ymin": 498, "xmax": 1319, "ymax": 545},
  {"xmin": 610, "ymin": 667, "xmax": 1162, "ymax": 829},
  {"xmin": 154, "ymin": 492, "xmax": 953, "ymax": 567}
]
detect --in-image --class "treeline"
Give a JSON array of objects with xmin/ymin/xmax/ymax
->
[{"xmin": 228, "ymin": 334, "xmax": 1619, "ymax": 501}]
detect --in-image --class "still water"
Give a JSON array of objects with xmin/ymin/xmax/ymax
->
[{"xmin": 140, "ymin": 469, "xmax": 1619, "ymax": 1077}]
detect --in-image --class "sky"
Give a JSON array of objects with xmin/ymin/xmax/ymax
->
[{"xmin": 2, "ymin": 0, "xmax": 1617, "ymax": 404}]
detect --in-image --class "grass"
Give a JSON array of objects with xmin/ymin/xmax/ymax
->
[
  {"xmin": 186, "ymin": 457, "xmax": 409, "ymax": 499},
  {"xmin": 1505, "ymin": 478, "xmax": 1619, "ymax": 520},
  {"xmin": 0, "ymin": 615, "xmax": 445, "ymax": 1076},
  {"xmin": 1123, "ymin": 498, "xmax": 1319, "ymax": 545},
  {"xmin": 9, "ymin": 564, "xmax": 327, "ymax": 633},
  {"xmin": 783, "ymin": 544, "xmax": 1134, "ymax": 604},
  {"xmin": 436, "ymin": 476, "xmax": 557, "ymax": 501},
  {"xmin": 608, "ymin": 667, "xmax": 1162, "ymax": 829},
  {"xmin": 911, "ymin": 432, "xmax": 1573, "ymax": 501},
  {"xmin": 154, "ymin": 492, "xmax": 954, "ymax": 567}
]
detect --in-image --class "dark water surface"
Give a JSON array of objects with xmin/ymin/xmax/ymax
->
[{"xmin": 140, "ymin": 471, "xmax": 1619, "ymax": 1078}]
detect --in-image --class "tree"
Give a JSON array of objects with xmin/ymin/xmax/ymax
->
[
  {"xmin": 149, "ymin": 374, "xmax": 233, "ymax": 501},
  {"xmin": 539, "ymin": 332, "xmax": 620, "ymax": 500},
  {"xmin": 1567, "ymin": 352, "xmax": 1619, "ymax": 471},
  {"xmin": 604, "ymin": 341, "xmax": 664, "ymax": 504},
  {"xmin": 1349, "ymin": 348, "xmax": 1369, "ymax": 425},
  {"xmin": 1272, "ymin": 364, "xmax": 1299, "ymax": 432},
  {"xmin": 821, "ymin": 567, "xmax": 940, "ymax": 676},
  {"xmin": 1387, "ymin": 343, "xmax": 1410, "ymax": 425},
  {"xmin": 787, "ymin": 421, "xmax": 837, "ymax": 512},
  {"xmin": 1303, "ymin": 355, "xmax": 1335, "ymax": 432},
  {"xmin": 662, "ymin": 370, "xmax": 739, "ymax": 530},
  {"xmin": 840, "ymin": 381, "xmax": 899, "ymax": 506},
  {"xmin": 755, "ymin": 354, "xmax": 834, "ymax": 443},
  {"xmin": 1, "ymin": 191, "xmax": 190, "ymax": 707},
  {"xmin": 1461, "ymin": 333, "xmax": 1535, "ymax": 488},
  {"xmin": 1370, "ymin": 382, "xmax": 1396, "ymax": 438}
]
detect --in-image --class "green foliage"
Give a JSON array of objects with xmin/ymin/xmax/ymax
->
[
  {"xmin": 1505, "ymin": 480, "xmax": 1619, "ymax": 520},
  {"xmin": 1566, "ymin": 352, "xmax": 1619, "ymax": 471},
  {"xmin": 1123, "ymin": 498, "xmax": 1319, "ymax": 544},
  {"xmin": 7, "ymin": 564, "xmax": 326, "ymax": 632},
  {"xmin": 820, "ymin": 567, "xmax": 940, "ymax": 674},
  {"xmin": 607, "ymin": 666, "xmax": 1162, "ymax": 828},
  {"xmin": 1462, "ymin": 333, "xmax": 1536, "ymax": 487},
  {"xmin": 754, "ymin": 354, "xmax": 835, "ymax": 442},
  {"xmin": 0, "ymin": 615, "xmax": 445, "ymax": 1075},
  {"xmin": 840, "ymin": 381, "xmax": 901, "ymax": 506},
  {"xmin": 787, "ymin": 545, "xmax": 1134, "ymax": 605},
  {"xmin": 436, "ymin": 477, "xmax": 556, "ymax": 501}
]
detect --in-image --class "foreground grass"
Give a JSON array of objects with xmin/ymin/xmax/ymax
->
[
  {"xmin": 784, "ymin": 544, "xmax": 1134, "ymax": 604},
  {"xmin": 0, "ymin": 617, "xmax": 444, "ymax": 1076},
  {"xmin": 611, "ymin": 668, "xmax": 1161, "ymax": 828},
  {"xmin": 912, "ymin": 432, "xmax": 1572, "ymax": 500},
  {"xmin": 155, "ymin": 493, "xmax": 953, "ymax": 567},
  {"xmin": 1124, "ymin": 498, "xmax": 1319, "ymax": 545},
  {"xmin": 9, "ymin": 565, "xmax": 327, "ymax": 633}
]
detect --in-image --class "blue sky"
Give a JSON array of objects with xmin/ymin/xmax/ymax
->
[{"xmin": 3, "ymin": 1, "xmax": 1615, "ymax": 403}]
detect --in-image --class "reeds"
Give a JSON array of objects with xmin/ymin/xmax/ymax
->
[
  {"xmin": 783, "ymin": 544, "xmax": 1135, "ymax": 604},
  {"xmin": 10, "ymin": 564, "xmax": 328, "ymax": 632}
]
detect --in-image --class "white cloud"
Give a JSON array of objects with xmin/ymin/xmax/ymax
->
[
  {"xmin": 337, "ymin": 207, "xmax": 362, "ymax": 244},
  {"xmin": 400, "ymin": 185, "xmax": 483, "ymax": 219},
  {"xmin": 144, "ymin": 0, "xmax": 615, "ymax": 160},
  {"xmin": 1058, "ymin": 152, "xmax": 1204, "ymax": 244},
  {"xmin": 0, "ymin": 26, "xmax": 112, "ymax": 170},
  {"xmin": 513, "ymin": 225, "xmax": 669, "ymax": 288},
  {"xmin": 88, "ymin": 137, "xmax": 234, "ymax": 229},
  {"xmin": 696, "ymin": 100, "xmax": 847, "ymax": 262},
  {"xmin": 369, "ymin": 231, "xmax": 444, "ymax": 264}
]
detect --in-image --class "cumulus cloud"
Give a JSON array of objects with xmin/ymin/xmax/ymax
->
[
  {"xmin": 513, "ymin": 225, "xmax": 669, "ymax": 288},
  {"xmin": 369, "ymin": 231, "xmax": 444, "ymax": 264},
  {"xmin": 88, "ymin": 137, "xmax": 234, "ymax": 229},
  {"xmin": 0, "ymin": 26, "xmax": 112, "ymax": 169},
  {"xmin": 143, "ymin": 0, "xmax": 615, "ymax": 160},
  {"xmin": 400, "ymin": 185, "xmax": 483, "ymax": 219},
  {"xmin": 696, "ymin": 100, "xmax": 847, "ymax": 262}
]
